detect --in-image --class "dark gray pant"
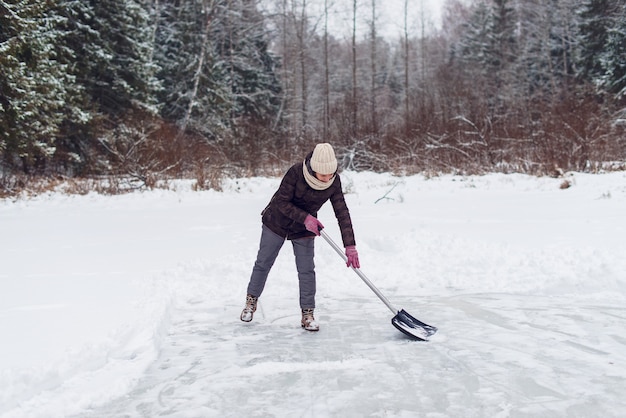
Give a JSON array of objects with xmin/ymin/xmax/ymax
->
[{"xmin": 247, "ymin": 225, "xmax": 316, "ymax": 309}]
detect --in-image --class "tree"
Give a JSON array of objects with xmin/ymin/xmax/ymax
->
[
  {"xmin": 155, "ymin": 0, "xmax": 280, "ymax": 138},
  {"xmin": 59, "ymin": 0, "xmax": 161, "ymax": 118},
  {"xmin": 217, "ymin": 1, "xmax": 281, "ymax": 121},
  {"xmin": 0, "ymin": 0, "xmax": 76, "ymax": 172},
  {"xmin": 322, "ymin": 0, "xmax": 330, "ymax": 138},
  {"xmin": 579, "ymin": 0, "xmax": 626, "ymax": 99},
  {"xmin": 351, "ymin": 0, "xmax": 357, "ymax": 135},
  {"xmin": 369, "ymin": 0, "xmax": 377, "ymax": 133},
  {"xmin": 577, "ymin": 0, "xmax": 614, "ymax": 82},
  {"xmin": 599, "ymin": 5, "xmax": 626, "ymax": 100},
  {"xmin": 402, "ymin": 0, "xmax": 409, "ymax": 123}
]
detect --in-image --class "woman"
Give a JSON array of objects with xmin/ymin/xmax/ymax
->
[{"xmin": 240, "ymin": 143, "xmax": 360, "ymax": 331}]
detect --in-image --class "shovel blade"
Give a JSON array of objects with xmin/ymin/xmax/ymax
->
[{"xmin": 391, "ymin": 309, "xmax": 438, "ymax": 341}]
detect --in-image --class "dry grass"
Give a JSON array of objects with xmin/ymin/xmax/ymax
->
[{"xmin": 2, "ymin": 98, "xmax": 625, "ymax": 200}]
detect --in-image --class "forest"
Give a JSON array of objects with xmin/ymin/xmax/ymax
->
[{"xmin": 1, "ymin": 0, "xmax": 625, "ymax": 195}]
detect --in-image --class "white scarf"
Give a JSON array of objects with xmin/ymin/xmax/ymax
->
[{"xmin": 303, "ymin": 161, "xmax": 335, "ymax": 190}]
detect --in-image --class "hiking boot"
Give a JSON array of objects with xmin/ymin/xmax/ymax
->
[
  {"xmin": 240, "ymin": 294, "xmax": 258, "ymax": 322},
  {"xmin": 301, "ymin": 308, "xmax": 319, "ymax": 331}
]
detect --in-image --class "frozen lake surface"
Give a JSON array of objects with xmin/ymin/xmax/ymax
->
[{"xmin": 1, "ymin": 171, "xmax": 625, "ymax": 417}]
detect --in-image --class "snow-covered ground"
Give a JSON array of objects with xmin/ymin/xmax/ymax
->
[{"xmin": 1, "ymin": 171, "xmax": 625, "ymax": 417}]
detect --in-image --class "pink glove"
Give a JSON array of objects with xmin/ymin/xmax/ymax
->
[
  {"xmin": 304, "ymin": 214, "xmax": 324, "ymax": 236},
  {"xmin": 345, "ymin": 245, "xmax": 360, "ymax": 268}
]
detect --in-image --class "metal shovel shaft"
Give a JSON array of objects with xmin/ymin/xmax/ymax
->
[{"xmin": 319, "ymin": 229, "xmax": 398, "ymax": 315}]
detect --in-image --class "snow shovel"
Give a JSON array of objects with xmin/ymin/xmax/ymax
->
[{"xmin": 320, "ymin": 229, "xmax": 438, "ymax": 341}]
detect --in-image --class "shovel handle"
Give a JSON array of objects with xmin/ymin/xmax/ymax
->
[{"xmin": 319, "ymin": 229, "xmax": 398, "ymax": 315}]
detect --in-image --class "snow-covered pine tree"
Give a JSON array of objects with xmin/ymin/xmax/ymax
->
[
  {"xmin": 216, "ymin": 0, "xmax": 281, "ymax": 123},
  {"xmin": 575, "ymin": 0, "xmax": 625, "ymax": 125},
  {"xmin": 454, "ymin": 1, "xmax": 494, "ymax": 79},
  {"xmin": 597, "ymin": 2, "xmax": 626, "ymax": 100},
  {"xmin": 514, "ymin": 0, "xmax": 578, "ymax": 101},
  {"xmin": 154, "ymin": 0, "xmax": 230, "ymax": 137},
  {"xmin": 576, "ymin": 0, "xmax": 614, "ymax": 83},
  {"xmin": 155, "ymin": 0, "xmax": 280, "ymax": 139},
  {"xmin": 0, "ymin": 0, "xmax": 79, "ymax": 172},
  {"xmin": 491, "ymin": 0, "xmax": 516, "ymax": 80},
  {"xmin": 454, "ymin": 0, "xmax": 517, "ymax": 92},
  {"xmin": 76, "ymin": 0, "xmax": 160, "ymax": 116}
]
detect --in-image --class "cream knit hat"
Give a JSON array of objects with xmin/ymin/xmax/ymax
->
[{"xmin": 310, "ymin": 143, "xmax": 337, "ymax": 174}]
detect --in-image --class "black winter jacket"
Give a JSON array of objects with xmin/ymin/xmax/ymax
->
[{"xmin": 261, "ymin": 159, "xmax": 356, "ymax": 247}]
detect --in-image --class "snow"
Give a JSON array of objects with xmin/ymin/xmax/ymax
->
[{"xmin": 1, "ymin": 171, "xmax": 625, "ymax": 417}]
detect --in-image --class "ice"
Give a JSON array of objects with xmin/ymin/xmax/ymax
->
[{"xmin": 1, "ymin": 171, "xmax": 625, "ymax": 417}]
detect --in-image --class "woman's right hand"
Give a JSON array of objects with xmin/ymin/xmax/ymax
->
[{"xmin": 304, "ymin": 214, "xmax": 324, "ymax": 236}]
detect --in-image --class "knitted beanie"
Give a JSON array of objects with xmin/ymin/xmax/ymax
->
[{"xmin": 310, "ymin": 143, "xmax": 337, "ymax": 174}]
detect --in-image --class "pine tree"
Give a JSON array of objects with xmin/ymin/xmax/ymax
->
[
  {"xmin": 452, "ymin": 0, "xmax": 518, "ymax": 113},
  {"xmin": 489, "ymin": 0, "xmax": 517, "ymax": 112},
  {"xmin": 155, "ymin": 0, "xmax": 230, "ymax": 136},
  {"xmin": 45, "ymin": 0, "xmax": 98, "ymax": 172},
  {"xmin": 491, "ymin": 0, "xmax": 517, "ymax": 73},
  {"xmin": 0, "ymin": 0, "xmax": 75, "ymax": 172},
  {"xmin": 154, "ymin": 0, "xmax": 280, "ymax": 138},
  {"xmin": 455, "ymin": 1, "xmax": 494, "ymax": 77},
  {"xmin": 216, "ymin": 0, "xmax": 281, "ymax": 121},
  {"xmin": 77, "ymin": 0, "xmax": 160, "ymax": 115},
  {"xmin": 577, "ymin": 0, "xmax": 614, "ymax": 82},
  {"xmin": 514, "ymin": 0, "xmax": 578, "ymax": 100},
  {"xmin": 597, "ymin": 2, "xmax": 626, "ymax": 99}
]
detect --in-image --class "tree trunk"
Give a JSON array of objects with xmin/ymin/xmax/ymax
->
[
  {"xmin": 323, "ymin": 0, "xmax": 330, "ymax": 139},
  {"xmin": 180, "ymin": 0, "xmax": 214, "ymax": 135},
  {"xmin": 370, "ymin": 0, "xmax": 377, "ymax": 133},
  {"xmin": 403, "ymin": 0, "xmax": 409, "ymax": 131},
  {"xmin": 351, "ymin": 0, "xmax": 357, "ymax": 135},
  {"xmin": 297, "ymin": 0, "xmax": 308, "ymax": 134}
]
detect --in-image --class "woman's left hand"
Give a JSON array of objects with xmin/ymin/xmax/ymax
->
[{"xmin": 345, "ymin": 246, "xmax": 360, "ymax": 268}]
